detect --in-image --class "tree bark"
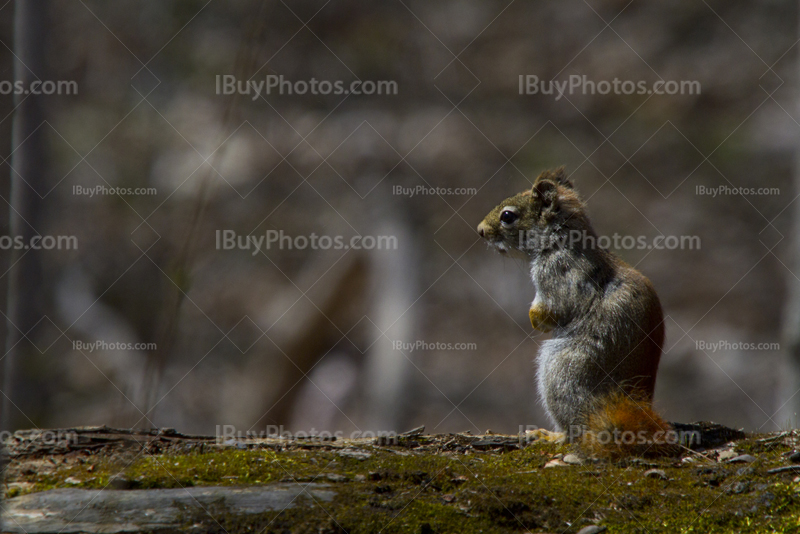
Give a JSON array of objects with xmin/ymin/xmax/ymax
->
[
  {"xmin": 778, "ymin": 2, "xmax": 800, "ymax": 428},
  {"xmin": 3, "ymin": 0, "xmax": 48, "ymax": 431}
]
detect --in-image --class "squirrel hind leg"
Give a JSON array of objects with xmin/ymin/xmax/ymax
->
[{"xmin": 580, "ymin": 392, "xmax": 680, "ymax": 460}]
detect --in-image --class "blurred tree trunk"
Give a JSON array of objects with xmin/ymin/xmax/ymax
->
[
  {"xmin": 782, "ymin": 196, "xmax": 800, "ymax": 429},
  {"xmin": 267, "ymin": 254, "xmax": 369, "ymax": 426},
  {"xmin": 780, "ymin": 2, "xmax": 800, "ymax": 428},
  {"xmin": 3, "ymin": 0, "xmax": 48, "ymax": 431},
  {"xmin": 0, "ymin": 3, "xmax": 15, "ymax": 431},
  {"xmin": 362, "ymin": 190, "xmax": 418, "ymax": 431}
]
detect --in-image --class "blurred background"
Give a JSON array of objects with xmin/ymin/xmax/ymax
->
[{"xmin": 0, "ymin": 0, "xmax": 798, "ymax": 437}]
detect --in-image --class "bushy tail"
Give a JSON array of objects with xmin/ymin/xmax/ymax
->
[{"xmin": 580, "ymin": 391, "xmax": 680, "ymax": 460}]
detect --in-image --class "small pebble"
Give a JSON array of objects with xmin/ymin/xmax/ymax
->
[
  {"xmin": 563, "ymin": 454, "xmax": 583, "ymax": 465},
  {"xmin": 727, "ymin": 454, "xmax": 757, "ymax": 464},
  {"xmin": 544, "ymin": 459, "xmax": 568, "ymax": 468},
  {"xmin": 108, "ymin": 474, "xmax": 133, "ymax": 490},
  {"xmin": 354, "ymin": 475, "xmax": 366, "ymax": 482},
  {"xmin": 644, "ymin": 469, "xmax": 668, "ymax": 480},
  {"xmin": 64, "ymin": 477, "xmax": 81, "ymax": 485},
  {"xmin": 326, "ymin": 474, "xmax": 348, "ymax": 483},
  {"xmin": 767, "ymin": 466, "xmax": 800, "ymax": 475},
  {"xmin": 338, "ymin": 450, "xmax": 372, "ymax": 461},
  {"xmin": 718, "ymin": 449, "xmax": 738, "ymax": 462},
  {"xmin": 731, "ymin": 481, "xmax": 749, "ymax": 494},
  {"xmin": 576, "ymin": 526, "xmax": 607, "ymax": 534}
]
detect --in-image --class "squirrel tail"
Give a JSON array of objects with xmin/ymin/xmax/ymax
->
[{"xmin": 580, "ymin": 391, "xmax": 681, "ymax": 460}]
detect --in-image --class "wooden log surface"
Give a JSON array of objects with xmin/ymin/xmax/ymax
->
[
  {"xmin": 1, "ymin": 423, "xmax": 752, "ymax": 533},
  {"xmin": 3, "ymin": 484, "xmax": 334, "ymax": 534}
]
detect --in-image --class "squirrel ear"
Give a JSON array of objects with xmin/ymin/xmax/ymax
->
[
  {"xmin": 550, "ymin": 166, "xmax": 573, "ymax": 189},
  {"xmin": 535, "ymin": 167, "xmax": 572, "ymax": 189},
  {"xmin": 532, "ymin": 179, "xmax": 558, "ymax": 208}
]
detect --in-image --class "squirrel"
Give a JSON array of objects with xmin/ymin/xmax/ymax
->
[{"xmin": 477, "ymin": 167, "xmax": 677, "ymax": 458}]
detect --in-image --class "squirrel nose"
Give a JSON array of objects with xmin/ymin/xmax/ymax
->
[{"xmin": 477, "ymin": 222, "xmax": 487, "ymax": 238}]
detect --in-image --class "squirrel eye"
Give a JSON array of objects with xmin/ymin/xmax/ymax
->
[{"xmin": 500, "ymin": 210, "xmax": 518, "ymax": 224}]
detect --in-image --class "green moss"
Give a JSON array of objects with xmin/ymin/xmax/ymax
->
[{"xmin": 10, "ymin": 434, "xmax": 800, "ymax": 533}]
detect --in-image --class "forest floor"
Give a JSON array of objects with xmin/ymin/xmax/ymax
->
[{"xmin": 4, "ymin": 424, "xmax": 800, "ymax": 533}]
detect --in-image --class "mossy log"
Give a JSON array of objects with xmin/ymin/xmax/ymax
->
[{"xmin": 6, "ymin": 425, "xmax": 800, "ymax": 533}]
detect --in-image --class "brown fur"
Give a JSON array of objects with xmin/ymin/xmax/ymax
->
[{"xmin": 581, "ymin": 392, "xmax": 679, "ymax": 459}]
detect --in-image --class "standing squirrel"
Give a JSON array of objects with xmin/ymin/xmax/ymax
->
[{"xmin": 477, "ymin": 168, "xmax": 677, "ymax": 458}]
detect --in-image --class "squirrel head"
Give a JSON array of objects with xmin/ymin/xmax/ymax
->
[{"xmin": 477, "ymin": 167, "xmax": 590, "ymax": 255}]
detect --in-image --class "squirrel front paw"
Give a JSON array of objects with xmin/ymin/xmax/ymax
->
[{"xmin": 529, "ymin": 303, "xmax": 557, "ymax": 332}]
